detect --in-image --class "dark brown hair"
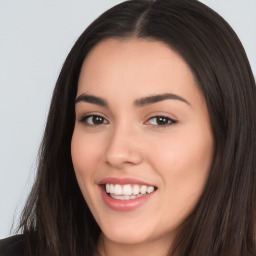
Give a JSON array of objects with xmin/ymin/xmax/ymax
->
[{"xmin": 18, "ymin": 0, "xmax": 256, "ymax": 255}]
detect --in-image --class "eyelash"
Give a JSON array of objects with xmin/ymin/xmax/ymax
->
[
  {"xmin": 79, "ymin": 115, "xmax": 108, "ymax": 126},
  {"xmin": 79, "ymin": 114, "xmax": 177, "ymax": 127},
  {"xmin": 145, "ymin": 116, "xmax": 177, "ymax": 126}
]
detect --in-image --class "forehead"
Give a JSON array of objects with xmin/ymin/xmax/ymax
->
[{"xmin": 77, "ymin": 38, "xmax": 203, "ymax": 107}]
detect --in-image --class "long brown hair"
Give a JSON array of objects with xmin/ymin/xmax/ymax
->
[{"xmin": 18, "ymin": 0, "xmax": 256, "ymax": 255}]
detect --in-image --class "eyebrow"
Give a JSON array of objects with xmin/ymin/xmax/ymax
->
[
  {"xmin": 75, "ymin": 93, "xmax": 190, "ymax": 107},
  {"xmin": 75, "ymin": 94, "xmax": 108, "ymax": 107},
  {"xmin": 134, "ymin": 93, "xmax": 190, "ymax": 107}
]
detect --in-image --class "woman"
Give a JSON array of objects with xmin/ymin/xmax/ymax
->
[{"xmin": 1, "ymin": 0, "xmax": 255, "ymax": 255}]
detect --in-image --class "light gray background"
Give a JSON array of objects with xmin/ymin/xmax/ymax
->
[{"xmin": 0, "ymin": 0, "xmax": 255, "ymax": 238}]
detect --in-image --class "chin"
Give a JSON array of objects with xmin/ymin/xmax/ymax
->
[
  {"xmin": 103, "ymin": 229, "xmax": 151, "ymax": 245},
  {"xmin": 99, "ymin": 219, "xmax": 153, "ymax": 245}
]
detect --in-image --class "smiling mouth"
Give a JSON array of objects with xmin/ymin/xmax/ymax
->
[{"xmin": 104, "ymin": 184, "xmax": 157, "ymax": 200}]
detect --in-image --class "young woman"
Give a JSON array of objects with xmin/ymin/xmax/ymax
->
[{"xmin": 1, "ymin": 0, "xmax": 255, "ymax": 255}]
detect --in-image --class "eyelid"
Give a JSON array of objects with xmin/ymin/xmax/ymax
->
[
  {"xmin": 144, "ymin": 114, "xmax": 177, "ymax": 127},
  {"xmin": 78, "ymin": 112, "xmax": 109, "ymax": 126},
  {"xmin": 77, "ymin": 111, "xmax": 177, "ymax": 127},
  {"xmin": 77, "ymin": 111, "xmax": 108, "ymax": 120}
]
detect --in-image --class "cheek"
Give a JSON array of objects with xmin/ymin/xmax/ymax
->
[
  {"xmin": 151, "ymin": 131, "xmax": 212, "ymax": 174},
  {"xmin": 71, "ymin": 129, "xmax": 106, "ymax": 215},
  {"xmin": 71, "ymin": 129, "xmax": 103, "ymax": 185},
  {"xmin": 149, "ymin": 125, "xmax": 213, "ymax": 203}
]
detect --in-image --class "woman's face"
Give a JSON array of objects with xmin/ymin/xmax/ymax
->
[{"xmin": 71, "ymin": 38, "xmax": 214, "ymax": 248}]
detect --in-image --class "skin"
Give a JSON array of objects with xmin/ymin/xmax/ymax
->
[{"xmin": 71, "ymin": 38, "xmax": 214, "ymax": 256}]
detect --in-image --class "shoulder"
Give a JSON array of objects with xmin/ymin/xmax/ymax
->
[{"xmin": 0, "ymin": 235, "xmax": 25, "ymax": 256}]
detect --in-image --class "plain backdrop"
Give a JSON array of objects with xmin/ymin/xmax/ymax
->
[{"xmin": 0, "ymin": 0, "xmax": 255, "ymax": 238}]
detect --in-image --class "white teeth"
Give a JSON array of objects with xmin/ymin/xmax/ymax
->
[
  {"xmin": 140, "ymin": 185, "xmax": 147, "ymax": 194},
  {"xmin": 104, "ymin": 183, "xmax": 156, "ymax": 198},
  {"xmin": 114, "ymin": 184, "xmax": 122, "ymax": 195},
  {"xmin": 110, "ymin": 184, "xmax": 115, "ymax": 194},
  {"xmin": 111, "ymin": 195, "xmax": 138, "ymax": 200},
  {"xmin": 106, "ymin": 184, "xmax": 110, "ymax": 193},
  {"xmin": 123, "ymin": 185, "xmax": 132, "ymax": 196},
  {"xmin": 147, "ymin": 186, "xmax": 154, "ymax": 193},
  {"xmin": 133, "ymin": 185, "xmax": 140, "ymax": 195}
]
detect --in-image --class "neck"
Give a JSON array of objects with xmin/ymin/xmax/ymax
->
[{"xmin": 95, "ymin": 233, "xmax": 174, "ymax": 256}]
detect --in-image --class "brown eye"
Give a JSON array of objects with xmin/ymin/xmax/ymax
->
[
  {"xmin": 80, "ymin": 115, "xmax": 108, "ymax": 126},
  {"xmin": 91, "ymin": 116, "xmax": 105, "ymax": 125},
  {"xmin": 147, "ymin": 116, "xmax": 176, "ymax": 126}
]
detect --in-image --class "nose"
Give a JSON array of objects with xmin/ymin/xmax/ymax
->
[{"xmin": 104, "ymin": 125, "xmax": 143, "ymax": 169}]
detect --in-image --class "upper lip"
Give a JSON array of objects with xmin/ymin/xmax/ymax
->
[{"xmin": 98, "ymin": 177, "xmax": 157, "ymax": 187}]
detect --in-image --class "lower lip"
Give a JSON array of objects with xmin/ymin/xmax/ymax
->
[{"xmin": 100, "ymin": 186, "xmax": 156, "ymax": 212}]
